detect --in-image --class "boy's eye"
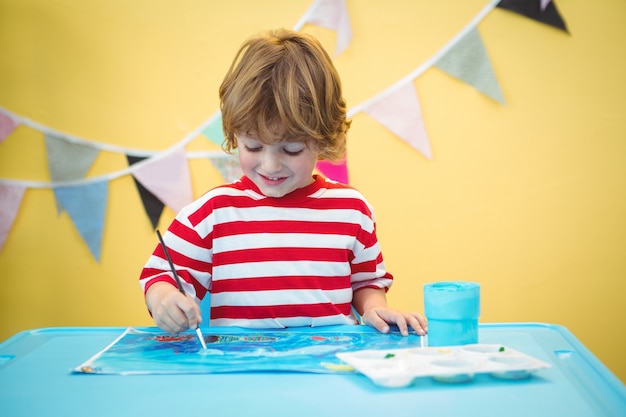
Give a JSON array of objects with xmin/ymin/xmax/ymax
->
[
  {"xmin": 284, "ymin": 148, "xmax": 304, "ymax": 156},
  {"xmin": 244, "ymin": 145, "xmax": 262, "ymax": 153}
]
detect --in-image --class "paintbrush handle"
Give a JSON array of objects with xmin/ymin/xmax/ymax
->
[
  {"xmin": 156, "ymin": 230, "xmax": 186, "ymax": 295},
  {"xmin": 156, "ymin": 230, "xmax": 207, "ymax": 349}
]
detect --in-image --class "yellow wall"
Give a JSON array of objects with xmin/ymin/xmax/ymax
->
[{"xmin": 1, "ymin": 0, "xmax": 624, "ymax": 383}]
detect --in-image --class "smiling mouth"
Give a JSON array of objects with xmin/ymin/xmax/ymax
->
[{"xmin": 260, "ymin": 174, "xmax": 287, "ymax": 183}]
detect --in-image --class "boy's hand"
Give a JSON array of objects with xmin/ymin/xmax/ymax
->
[
  {"xmin": 362, "ymin": 307, "xmax": 427, "ymax": 337},
  {"xmin": 353, "ymin": 287, "xmax": 427, "ymax": 336},
  {"xmin": 145, "ymin": 282, "xmax": 202, "ymax": 333}
]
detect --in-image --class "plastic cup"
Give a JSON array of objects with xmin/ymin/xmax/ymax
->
[{"xmin": 424, "ymin": 281, "xmax": 480, "ymax": 346}]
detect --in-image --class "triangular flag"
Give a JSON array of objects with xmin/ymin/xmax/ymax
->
[
  {"xmin": 301, "ymin": 0, "xmax": 353, "ymax": 56},
  {"xmin": 434, "ymin": 27, "xmax": 506, "ymax": 104},
  {"xmin": 363, "ymin": 82, "xmax": 433, "ymax": 160},
  {"xmin": 45, "ymin": 133, "xmax": 100, "ymax": 181},
  {"xmin": 131, "ymin": 147, "xmax": 193, "ymax": 214},
  {"xmin": 45, "ymin": 133, "xmax": 100, "ymax": 214},
  {"xmin": 316, "ymin": 159, "xmax": 348, "ymax": 184},
  {"xmin": 209, "ymin": 155, "xmax": 243, "ymax": 183},
  {"xmin": 127, "ymin": 155, "xmax": 165, "ymax": 230},
  {"xmin": 201, "ymin": 113, "xmax": 225, "ymax": 147},
  {"xmin": 54, "ymin": 180, "xmax": 108, "ymax": 262},
  {"xmin": 497, "ymin": 0, "xmax": 568, "ymax": 33},
  {"xmin": 0, "ymin": 112, "xmax": 19, "ymax": 143},
  {"xmin": 0, "ymin": 183, "xmax": 26, "ymax": 252}
]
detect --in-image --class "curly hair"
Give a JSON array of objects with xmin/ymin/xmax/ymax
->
[{"xmin": 218, "ymin": 29, "xmax": 350, "ymax": 162}]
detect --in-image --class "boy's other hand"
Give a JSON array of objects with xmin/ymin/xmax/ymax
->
[{"xmin": 362, "ymin": 308, "xmax": 427, "ymax": 337}]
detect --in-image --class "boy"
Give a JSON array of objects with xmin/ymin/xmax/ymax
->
[{"xmin": 140, "ymin": 29, "xmax": 427, "ymax": 337}]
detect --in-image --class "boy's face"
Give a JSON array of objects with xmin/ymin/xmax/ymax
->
[{"xmin": 236, "ymin": 134, "xmax": 319, "ymax": 198}]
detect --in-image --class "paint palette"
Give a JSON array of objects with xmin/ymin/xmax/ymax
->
[{"xmin": 336, "ymin": 344, "xmax": 552, "ymax": 388}]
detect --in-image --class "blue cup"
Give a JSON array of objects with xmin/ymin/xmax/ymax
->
[{"xmin": 424, "ymin": 281, "xmax": 480, "ymax": 346}]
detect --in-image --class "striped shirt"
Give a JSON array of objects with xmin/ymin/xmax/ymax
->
[{"xmin": 140, "ymin": 175, "xmax": 393, "ymax": 328}]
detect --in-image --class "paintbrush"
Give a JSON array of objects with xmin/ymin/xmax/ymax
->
[{"xmin": 156, "ymin": 229, "xmax": 208, "ymax": 350}]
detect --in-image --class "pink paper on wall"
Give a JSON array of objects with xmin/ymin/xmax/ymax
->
[{"xmin": 316, "ymin": 159, "xmax": 348, "ymax": 184}]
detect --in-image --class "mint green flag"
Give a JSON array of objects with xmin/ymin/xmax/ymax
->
[
  {"xmin": 45, "ymin": 133, "xmax": 100, "ymax": 181},
  {"xmin": 434, "ymin": 27, "xmax": 505, "ymax": 104},
  {"xmin": 201, "ymin": 113, "xmax": 225, "ymax": 147}
]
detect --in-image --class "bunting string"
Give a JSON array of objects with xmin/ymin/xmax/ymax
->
[
  {"xmin": 0, "ymin": 0, "xmax": 570, "ymax": 260},
  {"xmin": 348, "ymin": 0, "xmax": 501, "ymax": 117},
  {"xmin": 0, "ymin": 107, "xmax": 227, "ymax": 189}
]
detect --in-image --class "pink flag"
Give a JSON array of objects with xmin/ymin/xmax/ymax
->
[
  {"xmin": 0, "ymin": 183, "xmax": 26, "ymax": 252},
  {"xmin": 363, "ymin": 83, "xmax": 433, "ymax": 160},
  {"xmin": 131, "ymin": 147, "xmax": 193, "ymax": 213},
  {"xmin": 0, "ymin": 111, "xmax": 19, "ymax": 143},
  {"xmin": 316, "ymin": 159, "xmax": 348, "ymax": 184},
  {"xmin": 301, "ymin": 0, "xmax": 352, "ymax": 56}
]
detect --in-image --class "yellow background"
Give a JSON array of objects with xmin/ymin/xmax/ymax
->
[{"xmin": 1, "ymin": 0, "xmax": 624, "ymax": 383}]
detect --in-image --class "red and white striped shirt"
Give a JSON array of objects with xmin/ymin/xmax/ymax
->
[{"xmin": 140, "ymin": 175, "xmax": 393, "ymax": 328}]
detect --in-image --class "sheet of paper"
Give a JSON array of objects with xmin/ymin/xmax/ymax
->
[{"xmin": 73, "ymin": 327, "xmax": 424, "ymax": 375}]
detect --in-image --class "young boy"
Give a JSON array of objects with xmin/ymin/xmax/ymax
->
[{"xmin": 140, "ymin": 29, "xmax": 427, "ymax": 337}]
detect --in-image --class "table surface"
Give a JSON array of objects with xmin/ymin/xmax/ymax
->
[{"xmin": 1, "ymin": 323, "xmax": 625, "ymax": 417}]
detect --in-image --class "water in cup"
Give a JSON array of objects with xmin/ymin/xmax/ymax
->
[{"xmin": 424, "ymin": 281, "xmax": 480, "ymax": 346}]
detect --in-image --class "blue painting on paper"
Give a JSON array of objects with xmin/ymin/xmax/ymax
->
[{"xmin": 73, "ymin": 326, "xmax": 424, "ymax": 375}]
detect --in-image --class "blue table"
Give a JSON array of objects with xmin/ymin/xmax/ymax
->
[{"xmin": 0, "ymin": 323, "xmax": 624, "ymax": 417}]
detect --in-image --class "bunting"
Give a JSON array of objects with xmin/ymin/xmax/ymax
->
[
  {"xmin": 208, "ymin": 154, "xmax": 243, "ymax": 184},
  {"xmin": 497, "ymin": 0, "xmax": 569, "ymax": 32},
  {"xmin": 0, "ymin": 183, "xmax": 26, "ymax": 252},
  {"xmin": 201, "ymin": 113, "xmax": 225, "ymax": 147},
  {"xmin": 434, "ymin": 27, "xmax": 506, "ymax": 105},
  {"xmin": 0, "ymin": 0, "xmax": 570, "ymax": 260},
  {"xmin": 45, "ymin": 134, "xmax": 100, "ymax": 182},
  {"xmin": 130, "ymin": 147, "xmax": 193, "ymax": 214},
  {"xmin": 53, "ymin": 181, "xmax": 108, "ymax": 262},
  {"xmin": 346, "ymin": 0, "xmax": 506, "ymax": 158},
  {"xmin": 127, "ymin": 156, "xmax": 165, "ymax": 230},
  {"xmin": 0, "ymin": 111, "xmax": 19, "ymax": 143},
  {"xmin": 45, "ymin": 133, "xmax": 101, "ymax": 214},
  {"xmin": 294, "ymin": 0, "xmax": 353, "ymax": 56},
  {"xmin": 362, "ymin": 83, "xmax": 433, "ymax": 159}
]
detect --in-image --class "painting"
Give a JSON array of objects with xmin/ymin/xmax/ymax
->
[{"xmin": 73, "ymin": 327, "xmax": 425, "ymax": 375}]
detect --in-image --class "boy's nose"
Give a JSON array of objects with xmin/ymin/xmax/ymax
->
[{"xmin": 261, "ymin": 152, "xmax": 282, "ymax": 173}]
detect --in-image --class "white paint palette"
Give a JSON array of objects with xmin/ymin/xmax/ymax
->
[{"xmin": 336, "ymin": 344, "xmax": 552, "ymax": 388}]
